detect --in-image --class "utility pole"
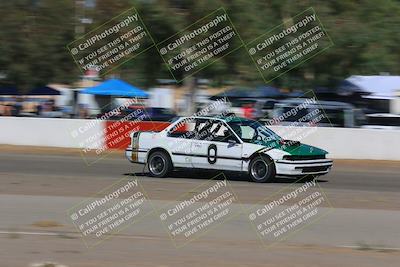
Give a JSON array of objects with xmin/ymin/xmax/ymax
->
[{"xmin": 170, "ymin": 1, "xmax": 198, "ymax": 116}]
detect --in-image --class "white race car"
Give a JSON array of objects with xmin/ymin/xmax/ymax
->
[{"xmin": 125, "ymin": 116, "xmax": 333, "ymax": 182}]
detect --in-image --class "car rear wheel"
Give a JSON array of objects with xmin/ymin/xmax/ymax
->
[
  {"xmin": 248, "ymin": 155, "xmax": 275, "ymax": 183},
  {"xmin": 148, "ymin": 151, "xmax": 172, "ymax": 178}
]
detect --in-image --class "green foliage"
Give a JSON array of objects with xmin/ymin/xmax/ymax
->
[
  {"xmin": 0, "ymin": 0, "xmax": 78, "ymax": 93},
  {"xmin": 0, "ymin": 0, "xmax": 399, "ymax": 91}
]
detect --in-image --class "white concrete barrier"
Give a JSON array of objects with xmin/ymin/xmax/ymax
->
[
  {"xmin": 270, "ymin": 126, "xmax": 400, "ymax": 160},
  {"xmin": 0, "ymin": 117, "xmax": 104, "ymax": 149},
  {"xmin": 0, "ymin": 117, "xmax": 399, "ymax": 160}
]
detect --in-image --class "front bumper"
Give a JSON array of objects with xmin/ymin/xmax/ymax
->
[{"xmin": 275, "ymin": 159, "xmax": 333, "ymax": 176}]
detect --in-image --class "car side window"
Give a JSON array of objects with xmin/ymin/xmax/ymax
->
[
  {"xmin": 168, "ymin": 119, "xmax": 239, "ymax": 143},
  {"xmin": 206, "ymin": 121, "xmax": 239, "ymax": 143},
  {"xmin": 238, "ymin": 125, "xmax": 255, "ymax": 140},
  {"xmin": 192, "ymin": 119, "xmax": 214, "ymax": 140},
  {"xmin": 281, "ymin": 106, "xmax": 310, "ymax": 122},
  {"xmin": 187, "ymin": 119, "xmax": 223, "ymax": 141},
  {"xmin": 167, "ymin": 119, "xmax": 196, "ymax": 139}
]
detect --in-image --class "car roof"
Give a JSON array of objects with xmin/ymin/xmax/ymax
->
[
  {"xmin": 275, "ymin": 98, "xmax": 354, "ymax": 108},
  {"xmin": 179, "ymin": 116, "xmax": 253, "ymax": 123}
]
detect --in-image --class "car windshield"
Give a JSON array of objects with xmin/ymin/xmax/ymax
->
[{"xmin": 227, "ymin": 119, "xmax": 282, "ymax": 145}]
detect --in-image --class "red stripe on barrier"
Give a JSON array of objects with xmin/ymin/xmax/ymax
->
[{"xmin": 105, "ymin": 121, "xmax": 170, "ymax": 149}]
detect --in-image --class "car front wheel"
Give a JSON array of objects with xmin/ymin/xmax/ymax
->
[
  {"xmin": 148, "ymin": 151, "xmax": 172, "ymax": 178},
  {"xmin": 248, "ymin": 155, "xmax": 275, "ymax": 183}
]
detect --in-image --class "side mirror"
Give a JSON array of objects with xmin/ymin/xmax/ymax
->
[{"xmin": 228, "ymin": 139, "xmax": 237, "ymax": 147}]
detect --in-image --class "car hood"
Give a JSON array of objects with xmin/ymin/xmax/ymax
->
[{"xmin": 259, "ymin": 139, "xmax": 327, "ymax": 156}]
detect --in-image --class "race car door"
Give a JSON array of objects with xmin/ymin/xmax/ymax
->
[
  {"xmin": 165, "ymin": 119, "xmax": 196, "ymax": 168},
  {"xmin": 190, "ymin": 119, "xmax": 243, "ymax": 171}
]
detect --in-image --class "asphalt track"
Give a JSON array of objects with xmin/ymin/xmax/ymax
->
[{"xmin": 0, "ymin": 146, "xmax": 400, "ymax": 267}]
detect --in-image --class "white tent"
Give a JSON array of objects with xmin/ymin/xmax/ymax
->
[{"xmin": 345, "ymin": 75, "xmax": 400, "ymax": 99}]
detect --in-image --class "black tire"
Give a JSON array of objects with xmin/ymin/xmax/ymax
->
[
  {"xmin": 248, "ymin": 155, "xmax": 276, "ymax": 183},
  {"xmin": 147, "ymin": 151, "xmax": 172, "ymax": 178}
]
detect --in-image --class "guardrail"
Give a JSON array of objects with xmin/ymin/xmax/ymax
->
[{"xmin": 1, "ymin": 117, "xmax": 399, "ymax": 160}]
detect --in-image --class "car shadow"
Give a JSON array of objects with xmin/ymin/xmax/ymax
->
[
  {"xmin": 124, "ymin": 169, "xmax": 327, "ymax": 184},
  {"xmin": 126, "ymin": 170, "xmax": 248, "ymax": 182}
]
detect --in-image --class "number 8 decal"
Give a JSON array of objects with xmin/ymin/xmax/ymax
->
[{"xmin": 207, "ymin": 144, "xmax": 217, "ymax": 164}]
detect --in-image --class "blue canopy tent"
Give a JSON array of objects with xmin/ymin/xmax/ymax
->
[
  {"xmin": 248, "ymin": 86, "xmax": 282, "ymax": 98},
  {"xmin": 337, "ymin": 79, "xmax": 371, "ymax": 96},
  {"xmin": 80, "ymin": 79, "xmax": 149, "ymax": 115},
  {"xmin": 287, "ymin": 91, "xmax": 304, "ymax": 98},
  {"xmin": 0, "ymin": 87, "xmax": 19, "ymax": 103},
  {"xmin": 27, "ymin": 86, "xmax": 61, "ymax": 95},
  {"xmin": 210, "ymin": 87, "xmax": 253, "ymax": 100},
  {"xmin": 81, "ymin": 79, "xmax": 149, "ymax": 98},
  {"xmin": 0, "ymin": 86, "xmax": 19, "ymax": 95}
]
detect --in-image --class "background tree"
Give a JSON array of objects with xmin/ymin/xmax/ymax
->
[
  {"xmin": 1, "ymin": 0, "xmax": 400, "ymax": 93},
  {"xmin": 0, "ymin": 0, "xmax": 78, "ymax": 93}
]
